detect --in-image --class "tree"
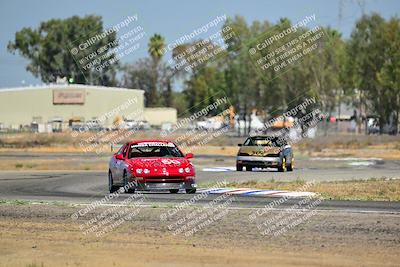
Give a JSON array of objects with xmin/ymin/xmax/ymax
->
[
  {"xmin": 120, "ymin": 58, "xmax": 153, "ymax": 106},
  {"xmin": 170, "ymin": 39, "xmax": 228, "ymax": 111},
  {"xmin": 121, "ymin": 60, "xmax": 175, "ymax": 108},
  {"xmin": 122, "ymin": 34, "xmax": 174, "ymax": 108},
  {"xmin": 148, "ymin": 34, "xmax": 166, "ymax": 106},
  {"xmin": 8, "ymin": 15, "xmax": 118, "ymax": 86},
  {"xmin": 345, "ymin": 13, "xmax": 398, "ymax": 134},
  {"xmin": 183, "ymin": 65, "xmax": 227, "ymax": 114},
  {"xmin": 305, "ymin": 28, "xmax": 345, "ymax": 117},
  {"xmin": 158, "ymin": 63, "xmax": 174, "ymax": 107},
  {"xmin": 377, "ymin": 17, "xmax": 400, "ymax": 134}
]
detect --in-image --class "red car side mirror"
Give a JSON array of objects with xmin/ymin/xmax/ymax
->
[
  {"xmin": 115, "ymin": 154, "xmax": 124, "ymax": 160},
  {"xmin": 185, "ymin": 153, "xmax": 194, "ymax": 159}
]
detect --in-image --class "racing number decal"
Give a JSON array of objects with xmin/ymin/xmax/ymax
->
[{"xmin": 161, "ymin": 159, "xmax": 181, "ymax": 166}]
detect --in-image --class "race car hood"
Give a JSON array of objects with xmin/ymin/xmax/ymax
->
[
  {"xmin": 239, "ymin": 146, "xmax": 281, "ymax": 156},
  {"xmin": 127, "ymin": 157, "xmax": 191, "ymax": 168}
]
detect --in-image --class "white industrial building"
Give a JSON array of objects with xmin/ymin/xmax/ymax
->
[{"xmin": 0, "ymin": 84, "xmax": 177, "ymax": 131}]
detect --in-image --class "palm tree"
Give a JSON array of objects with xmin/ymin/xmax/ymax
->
[
  {"xmin": 148, "ymin": 34, "xmax": 166, "ymax": 106},
  {"xmin": 148, "ymin": 34, "xmax": 165, "ymax": 63}
]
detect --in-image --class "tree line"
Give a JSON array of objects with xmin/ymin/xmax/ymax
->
[{"xmin": 8, "ymin": 13, "xmax": 400, "ymax": 134}]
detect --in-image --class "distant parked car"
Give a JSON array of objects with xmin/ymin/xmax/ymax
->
[
  {"xmin": 120, "ymin": 119, "xmax": 151, "ymax": 130},
  {"xmin": 85, "ymin": 119, "xmax": 105, "ymax": 131},
  {"xmin": 137, "ymin": 120, "xmax": 151, "ymax": 130},
  {"xmin": 236, "ymin": 135, "xmax": 294, "ymax": 172},
  {"xmin": 119, "ymin": 119, "xmax": 139, "ymax": 130}
]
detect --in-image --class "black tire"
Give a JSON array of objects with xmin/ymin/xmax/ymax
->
[
  {"xmin": 186, "ymin": 188, "xmax": 196, "ymax": 194},
  {"xmin": 108, "ymin": 171, "xmax": 119, "ymax": 193},
  {"xmin": 278, "ymin": 158, "xmax": 287, "ymax": 172},
  {"xmin": 123, "ymin": 171, "xmax": 135, "ymax": 193},
  {"xmin": 169, "ymin": 189, "xmax": 179, "ymax": 194},
  {"xmin": 236, "ymin": 164, "xmax": 243, "ymax": 171},
  {"xmin": 287, "ymin": 159, "xmax": 294, "ymax": 172},
  {"xmin": 245, "ymin": 165, "xmax": 253, "ymax": 171}
]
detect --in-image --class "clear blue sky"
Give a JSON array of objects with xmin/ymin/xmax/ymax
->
[{"xmin": 0, "ymin": 0, "xmax": 398, "ymax": 88}]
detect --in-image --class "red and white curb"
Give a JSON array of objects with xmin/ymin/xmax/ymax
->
[{"xmin": 197, "ymin": 188, "xmax": 316, "ymax": 197}]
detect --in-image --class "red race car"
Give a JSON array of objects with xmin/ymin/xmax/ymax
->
[{"xmin": 108, "ymin": 140, "xmax": 196, "ymax": 194}]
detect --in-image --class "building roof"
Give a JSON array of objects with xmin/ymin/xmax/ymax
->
[{"xmin": 0, "ymin": 84, "xmax": 144, "ymax": 94}]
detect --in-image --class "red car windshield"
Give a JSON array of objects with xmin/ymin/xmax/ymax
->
[{"xmin": 128, "ymin": 143, "xmax": 183, "ymax": 158}]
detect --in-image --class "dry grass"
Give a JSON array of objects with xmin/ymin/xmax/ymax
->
[
  {"xmin": 296, "ymin": 134, "xmax": 400, "ymax": 159},
  {"xmin": 302, "ymin": 147, "xmax": 400, "ymax": 159},
  {"xmin": 226, "ymin": 178, "xmax": 400, "ymax": 201},
  {"xmin": 0, "ymin": 159, "xmax": 107, "ymax": 171},
  {"xmin": 0, "ymin": 133, "xmax": 74, "ymax": 148},
  {"xmin": 1, "ymin": 132, "xmax": 400, "ymax": 159},
  {"xmin": 297, "ymin": 134, "xmax": 400, "ymax": 149}
]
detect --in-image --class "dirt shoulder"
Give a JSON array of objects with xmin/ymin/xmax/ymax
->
[{"xmin": 0, "ymin": 203, "xmax": 399, "ymax": 267}]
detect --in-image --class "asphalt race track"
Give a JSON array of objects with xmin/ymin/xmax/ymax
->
[
  {"xmin": 0, "ymin": 165, "xmax": 399, "ymax": 213},
  {"xmin": 0, "ymin": 153, "xmax": 399, "ymax": 212}
]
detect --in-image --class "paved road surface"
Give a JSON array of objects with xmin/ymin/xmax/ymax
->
[{"xmin": 0, "ymin": 170, "xmax": 399, "ymax": 213}]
